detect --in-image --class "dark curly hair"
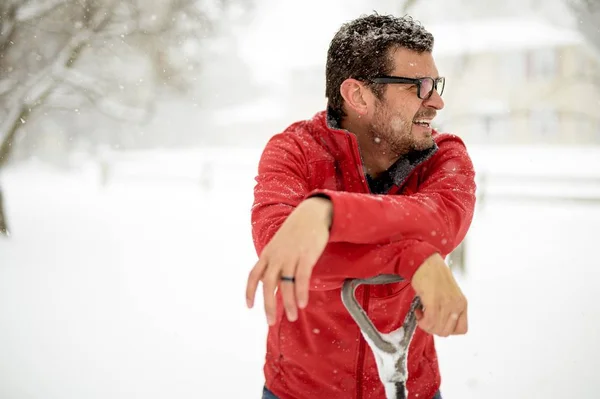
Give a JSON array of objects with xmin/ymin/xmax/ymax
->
[{"xmin": 325, "ymin": 13, "xmax": 434, "ymax": 121}]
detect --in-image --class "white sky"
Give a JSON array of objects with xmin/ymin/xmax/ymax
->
[{"xmin": 238, "ymin": 0, "xmax": 399, "ymax": 82}]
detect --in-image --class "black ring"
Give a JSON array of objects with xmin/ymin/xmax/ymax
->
[{"xmin": 280, "ymin": 276, "xmax": 295, "ymax": 283}]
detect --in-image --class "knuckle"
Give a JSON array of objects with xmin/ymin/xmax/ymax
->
[
  {"xmin": 265, "ymin": 268, "xmax": 280, "ymax": 280},
  {"xmin": 295, "ymin": 268, "xmax": 311, "ymax": 279},
  {"xmin": 427, "ymin": 309, "xmax": 438, "ymax": 319},
  {"xmin": 452, "ymin": 297, "xmax": 466, "ymax": 311}
]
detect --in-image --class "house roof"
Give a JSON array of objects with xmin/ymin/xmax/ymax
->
[{"xmin": 429, "ymin": 17, "xmax": 585, "ymax": 57}]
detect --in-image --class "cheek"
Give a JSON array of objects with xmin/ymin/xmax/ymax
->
[
  {"xmin": 388, "ymin": 97, "xmax": 419, "ymax": 120},
  {"xmin": 407, "ymin": 103, "xmax": 423, "ymax": 121},
  {"xmin": 394, "ymin": 96, "xmax": 422, "ymax": 119},
  {"xmin": 389, "ymin": 115, "xmax": 411, "ymax": 132}
]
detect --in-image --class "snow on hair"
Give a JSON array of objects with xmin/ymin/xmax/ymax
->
[{"xmin": 325, "ymin": 13, "xmax": 434, "ymax": 120}]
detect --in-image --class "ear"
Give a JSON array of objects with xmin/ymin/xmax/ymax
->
[{"xmin": 339, "ymin": 78, "xmax": 372, "ymax": 117}]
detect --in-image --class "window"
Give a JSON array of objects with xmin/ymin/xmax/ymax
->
[
  {"xmin": 469, "ymin": 114, "xmax": 510, "ymax": 142},
  {"xmin": 480, "ymin": 115, "xmax": 509, "ymax": 138},
  {"xmin": 530, "ymin": 107, "xmax": 559, "ymax": 136},
  {"xmin": 501, "ymin": 51, "xmax": 527, "ymax": 82},
  {"xmin": 470, "ymin": 99, "xmax": 511, "ymax": 140},
  {"xmin": 529, "ymin": 48, "xmax": 558, "ymax": 78}
]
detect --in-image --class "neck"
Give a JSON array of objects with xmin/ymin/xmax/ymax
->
[{"xmin": 341, "ymin": 119, "xmax": 401, "ymax": 178}]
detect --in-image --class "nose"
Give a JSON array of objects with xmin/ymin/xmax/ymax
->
[{"xmin": 424, "ymin": 89, "xmax": 444, "ymax": 111}]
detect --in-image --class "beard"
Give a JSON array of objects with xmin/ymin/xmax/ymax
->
[{"xmin": 368, "ymin": 106, "xmax": 433, "ymax": 156}]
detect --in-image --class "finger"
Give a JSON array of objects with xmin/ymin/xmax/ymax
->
[
  {"xmin": 415, "ymin": 307, "xmax": 424, "ymax": 321},
  {"xmin": 280, "ymin": 265, "xmax": 298, "ymax": 322},
  {"xmin": 294, "ymin": 258, "xmax": 312, "ymax": 309},
  {"xmin": 417, "ymin": 302, "xmax": 437, "ymax": 334},
  {"xmin": 440, "ymin": 312, "xmax": 459, "ymax": 337},
  {"xmin": 433, "ymin": 302, "xmax": 452, "ymax": 336},
  {"xmin": 417, "ymin": 319, "xmax": 433, "ymax": 335},
  {"xmin": 263, "ymin": 268, "xmax": 280, "ymax": 326},
  {"xmin": 453, "ymin": 311, "xmax": 469, "ymax": 335},
  {"xmin": 246, "ymin": 258, "xmax": 267, "ymax": 308}
]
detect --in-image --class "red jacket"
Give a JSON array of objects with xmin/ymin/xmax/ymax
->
[{"xmin": 251, "ymin": 110, "xmax": 476, "ymax": 399}]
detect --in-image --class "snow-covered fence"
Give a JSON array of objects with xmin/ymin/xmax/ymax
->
[
  {"xmin": 95, "ymin": 145, "xmax": 600, "ymax": 204},
  {"xmin": 469, "ymin": 145, "xmax": 600, "ymax": 206},
  {"xmin": 452, "ymin": 145, "xmax": 600, "ymax": 273},
  {"xmin": 88, "ymin": 144, "xmax": 600, "ymax": 274},
  {"xmin": 95, "ymin": 147, "xmax": 263, "ymax": 193}
]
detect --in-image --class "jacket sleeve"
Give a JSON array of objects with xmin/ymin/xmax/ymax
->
[
  {"xmin": 251, "ymin": 131, "xmax": 441, "ymax": 289},
  {"xmin": 308, "ymin": 134, "xmax": 477, "ymax": 255}
]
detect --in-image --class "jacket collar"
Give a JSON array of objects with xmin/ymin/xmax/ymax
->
[{"xmin": 310, "ymin": 108, "xmax": 438, "ymax": 190}]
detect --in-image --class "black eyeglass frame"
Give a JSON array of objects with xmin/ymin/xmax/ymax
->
[{"xmin": 362, "ymin": 76, "xmax": 446, "ymax": 100}]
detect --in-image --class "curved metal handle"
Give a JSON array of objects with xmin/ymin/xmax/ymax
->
[
  {"xmin": 341, "ymin": 275, "xmax": 423, "ymax": 399},
  {"xmin": 341, "ymin": 274, "xmax": 422, "ymax": 352},
  {"xmin": 341, "ymin": 275, "xmax": 404, "ymax": 353}
]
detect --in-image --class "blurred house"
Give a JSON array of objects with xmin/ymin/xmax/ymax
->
[
  {"xmin": 429, "ymin": 17, "xmax": 600, "ymax": 145},
  {"xmin": 246, "ymin": 15, "xmax": 600, "ymax": 147},
  {"xmin": 189, "ymin": 0, "xmax": 600, "ymax": 149}
]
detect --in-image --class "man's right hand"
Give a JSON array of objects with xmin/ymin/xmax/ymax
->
[
  {"xmin": 246, "ymin": 197, "xmax": 332, "ymax": 326},
  {"xmin": 410, "ymin": 253, "xmax": 468, "ymax": 337}
]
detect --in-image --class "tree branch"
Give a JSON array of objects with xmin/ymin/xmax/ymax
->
[
  {"xmin": 0, "ymin": 78, "xmax": 18, "ymax": 97},
  {"xmin": 15, "ymin": 0, "xmax": 71, "ymax": 22},
  {"xmin": 0, "ymin": 2, "xmax": 20, "ymax": 53},
  {"xmin": 54, "ymin": 75, "xmax": 154, "ymax": 123},
  {"xmin": 0, "ymin": 1, "xmax": 121, "ymax": 155}
]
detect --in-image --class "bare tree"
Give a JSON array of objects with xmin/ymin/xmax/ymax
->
[{"xmin": 0, "ymin": 0, "xmax": 250, "ymax": 236}]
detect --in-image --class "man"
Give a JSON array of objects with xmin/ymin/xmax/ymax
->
[{"xmin": 246, "ymin": 13, "xmax": 476, "ymax": 399}]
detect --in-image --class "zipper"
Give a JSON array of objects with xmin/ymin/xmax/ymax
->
[
  {"xmin": 346, "ymin": 134, "xmax": 371, "ymax": 399},
  {"xmin": 347, "ymin": 135, "xmax": 371, "ymax": 193},
  {"xmin": 388, "ymin": 185, "xmax": 401, "ymax": 195},
  {"xmin": 355, "ymin": 285, "xmax": 370, "ymax": 399}
]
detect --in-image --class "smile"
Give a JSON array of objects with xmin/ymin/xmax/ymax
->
[{"xmin": 413, "ymin": 119, "xmax": 431, "ymax": 127}]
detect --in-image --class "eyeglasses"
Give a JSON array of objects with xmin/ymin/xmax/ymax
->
[{"xmin": 366, "ymin": 76, "xmax": 445, "ymax": 100}]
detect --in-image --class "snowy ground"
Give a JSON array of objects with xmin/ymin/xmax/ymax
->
[{"xmin": 0, "ymin": 150, "xmax": 599, "ymax": 399}]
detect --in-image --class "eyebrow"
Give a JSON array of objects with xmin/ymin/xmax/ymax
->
[{"xmin": 413, "ymin": 74, "xmax": 441, "ymax": 79}]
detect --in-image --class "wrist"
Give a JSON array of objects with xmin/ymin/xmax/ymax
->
[
  {"xmin": 410, "ymin": 252, "xmax": 443, "ymax": 285},
  {"xmin": 303, "ymin": 197, "xmax": 333, "ymax": 229}
]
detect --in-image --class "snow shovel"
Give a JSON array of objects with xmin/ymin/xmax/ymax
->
[{"xmin": 341, "ymin": 275, "xmax": 422, "ymax": 399}]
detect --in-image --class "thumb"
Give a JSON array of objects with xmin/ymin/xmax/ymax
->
[
  {"xmin": 417, "ymin": 305, "xmax": 436, "ymax": 332},
  {"xmin": 415, "ymin": 307, "xmax": 424, "ymax": 321}
]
